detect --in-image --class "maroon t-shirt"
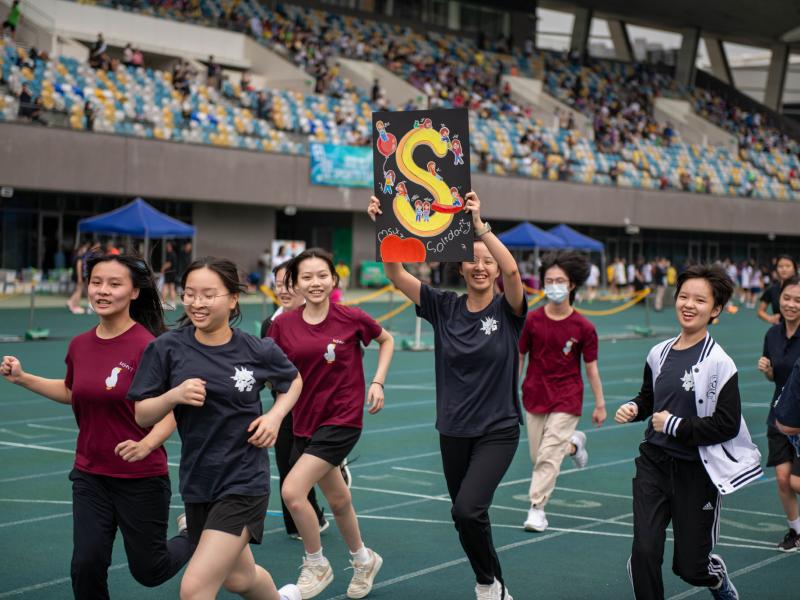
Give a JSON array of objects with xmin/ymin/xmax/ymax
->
[
  {"xmin": 65, "ymin": 323, "xmax": 168, "ymax": 478},
  {"xmin": 518, "ymin": 307, "xmax": 598, "ymax": 416},
  {"xmin": 268, "ymin": 303, "xmax": 382, "ymax": 438}
]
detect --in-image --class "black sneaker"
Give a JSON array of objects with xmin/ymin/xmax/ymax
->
[{"xmin": 777, "ymin": 529, "xmax": 800, "ymax": 553}]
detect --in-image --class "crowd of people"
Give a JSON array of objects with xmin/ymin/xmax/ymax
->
[
  {"xmin": 5, "ymin": 188, "xmax": 800, "ymax": 599},
  {"xmin": 545, "ymin": 53, "xmax": 681, "ymax": 151},
  {"xmin": 693, "ymin": 88, "xmax": 800, "ymax": 156}
]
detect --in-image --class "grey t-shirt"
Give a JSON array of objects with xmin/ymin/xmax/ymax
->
[
  {"xmin": 646, "ymin": 339, "xmax": 704, "ymax": 461},
  {"xmin": 417, "ymin": 284, "xmax": 527, "ymax": 437}
]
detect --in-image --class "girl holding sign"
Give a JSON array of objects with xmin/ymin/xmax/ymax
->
[
  {"xmin": 1, "ymin": 253, "xmax": 192, "ymax": 599},
  {"xmin": 130, "ymin": 257, "xmax": 303, "ymax": 600},
  {"xmin": 368, "ymin": 192, "xmax": 526, "ymax": 600}
]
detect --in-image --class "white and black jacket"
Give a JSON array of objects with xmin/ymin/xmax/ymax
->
[{"xmin": 628, "ymin": 333, "xmax": 763, "ymax": 495}]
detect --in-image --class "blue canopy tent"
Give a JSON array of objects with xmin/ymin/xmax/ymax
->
[
  {"xmin": 548, "ymin": 224, "xmax": 606, "ymax": 286},
  {"xmin": 547, "ymin": 224, "xmax": 604, "ymax": 252},
  {"xmin": 78, "ymin": 198, "xmax": 195, "ymax": 259},
  {"xmin": 497, "ymin": 222, "xmax": 567, "ymax": 288},
  {"xmin": 497, "ymin": 222, "xmax": 567, "ymax": 249}
]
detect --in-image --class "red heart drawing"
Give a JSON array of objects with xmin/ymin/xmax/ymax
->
[{"xmin": 380, "ymin": 235, "xmax": 426, "ymax": 263}]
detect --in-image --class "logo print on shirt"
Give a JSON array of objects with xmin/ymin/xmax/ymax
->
[
  {"xmin": 562, "ymin": 337, "xmax": 577, "ymax": 355},
  {"xmin": 104, "ymin": 367, "xmax": 122, "ymax": 390},
  {"xmin": 324, "ymin": 343, "xmax": 337, "ymax": 363},
  {"xmin": 480, "ymin": 316, "xmax": 498, "ymax": 336},
  {"xmin": 680, "ymin": 369, "xmax": 695, "ymax": 392},
  {"xmin": 231, "ymin": 366, "xmax": 256, "ymax": 392}
]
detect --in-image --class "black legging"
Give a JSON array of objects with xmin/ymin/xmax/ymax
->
[
  {"xmin": 439, "ymin": 426, "xmax": 519, "ymax": 587},
  {"xmin": 275, "ymin": 410, "xmax": 326, "ymax": 534},
  {"xmin": 69, "ymin": 469, "xmax": 194, "ymax": 599}
]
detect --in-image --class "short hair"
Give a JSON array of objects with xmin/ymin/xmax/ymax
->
[
  {"xmin": 674, "ymin": 264, "xmax": 734, "ymax": 323},
  {"xmin": 539, "ymin": 251, "xmax": 590, "ymax": 305}
]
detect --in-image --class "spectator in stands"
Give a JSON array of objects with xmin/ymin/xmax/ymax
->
[
  {"xmin": 122, "ymin": 43, "xmax": 134, "ymax": 68},
  {"xmin": 679, "ymin": 171, "xmax": 692, "ymax": 192},
  {"xmin": 132, "ymin": 47, "xmax": 144, "ymax": 68},
  {"xmin": 240, "ymin": 70, "xmax": 253, "ymax": 93},
  {"xmin": 371, "ymin": 78, "xmax": 380, "ymax": 104},
  {"xmin": 83, "ymin": 100, "xmax": 95, "ymax": 132},
  {"xmin": 3, "ymin": 0, "xmax": 21, "ymax": 40},
  {"xmin": 703, "ymin": 174, "xmax": 713, "ymax": 194},
  {"xmin": 478, "ymin": 151, "xmax": 489, "ymax": 173},
  {"xmin": 255, "ymin": 91, "xmax": 271, "ymax": 120},
  {"xmin": 90, "ymin": 33, "xmax": 107, "ymax": 70},
  {"xmin": 17, "ymin": 83, "xmax": 46, "ymax": 125},
  {"xmin": 206, "ymin": 55, "xmax": 221, "ymax": 90}
]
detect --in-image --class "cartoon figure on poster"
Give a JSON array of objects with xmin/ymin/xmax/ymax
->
[
  {"xmin": 372, "ymin": 108, "xmax": 472, "ymax": 263},
  {"xmin": 382, "ymin": 169, "xmax": 395, "ymax": 194}
]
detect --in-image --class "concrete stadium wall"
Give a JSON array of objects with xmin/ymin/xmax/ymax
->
[
  {"xmin": 193, "ymin": 203, "xmax": 276, "ymax": 274},
  {"xmin": 3, "ymin": 121, "xmax": 800, "ymax": 265}
]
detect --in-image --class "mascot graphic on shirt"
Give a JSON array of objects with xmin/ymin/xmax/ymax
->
[
  {"xmin": 324, "ymin": 343, "xmax": 337, "ymax": 364},
  {"xmin": 105, "ymin": 367, "xmax": 122, "ymax": 390},
  {"xmin": 231, "ymin": 366, "xmax": 256, "ymax": 392}
]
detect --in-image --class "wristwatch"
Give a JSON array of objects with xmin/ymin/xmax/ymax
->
[{"xmin": 475, "ymin": 222, "xmax": 492, "ymax": 237}]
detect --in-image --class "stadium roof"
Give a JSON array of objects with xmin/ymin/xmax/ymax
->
[{"xmin": 540, "ymin": 0, "xmax": 800, "ymax": 49}]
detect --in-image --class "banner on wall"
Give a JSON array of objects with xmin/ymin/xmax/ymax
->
[
  {"xmin": 309, "ymin": 143, "xmax": 372, "ymax": 188},
  {"xmin": 371, "ymin": 108, "xmax": 472, "ymax": 263}
]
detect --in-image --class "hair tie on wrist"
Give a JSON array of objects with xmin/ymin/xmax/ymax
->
[{"xmin": 371, "ymin": 381, "xmax": 384, "ymax": 389}]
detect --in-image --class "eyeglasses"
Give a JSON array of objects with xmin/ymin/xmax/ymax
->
[{"xmin": 180, "ymin": 291, "xmax": 230, "ymax": 307}]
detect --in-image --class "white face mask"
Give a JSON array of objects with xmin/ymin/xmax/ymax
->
[{"xmin": 545, "ymin": 283, "xmax": 570, "ymax": 304}]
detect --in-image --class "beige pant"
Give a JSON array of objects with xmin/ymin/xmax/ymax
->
[{"xmin": 526, "ymin": 411, "xmax": 580, "ymax": 508}]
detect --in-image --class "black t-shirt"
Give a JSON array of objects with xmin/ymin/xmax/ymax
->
[
  {"xmin": 128, "ymin": 326, "xmax": 298, "ymax": 502},
  {"xmin": 760, "ymin": 283, "xmax": 781, "ymax": 316},
  {"xmin": 646, "ymin": 339, "xmax": 705, "ymax": 461},
  {"xmin": 164, "ymin": 251, "xmax": 177, "ymax": 276},
  {"xmin": 416, "ymin": 284, "xmax": 527, "ymax": 437},
  {"xmin": 763, "ymin": 323, "xmax": 800, "ymax": 424},
  {"xmin": 774, "ymin": 358, "xmax": 800, "ymax": 431}
]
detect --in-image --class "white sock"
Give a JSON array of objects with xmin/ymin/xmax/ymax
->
[
  {"xmin": 350, "ymin": 545, "xmax": 370, "ymax": 564},
  {"xmin": 788, "ymin": 518, "xmax": 800, "ymax": 535},
  {"xmin": 306, "ymin": 548, "xmax": 325, "ymax": 564},
  {"xmin": 476, "ymin": 582, "xmax": 494, "ymax": 593}
]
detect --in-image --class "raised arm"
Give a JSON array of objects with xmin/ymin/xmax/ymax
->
[
  {"xmin": 368, "ymin": 195, "xmax": 421, "ymax": 305},
  {"xmin": 1, "ymin": 356, "xmax": 71, "ymax": 404},
  {"xmin": 464, "ymin": 191, "xmax": 525, "ymax": 316}
]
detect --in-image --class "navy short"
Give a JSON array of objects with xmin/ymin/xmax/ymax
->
[
  {"xmin": 292, "ymin": 425, "xmax": 360, "ymax": 467},
  {"xmin": 185, "ymin": 494, "xmax": 268, "ymax": 545}
]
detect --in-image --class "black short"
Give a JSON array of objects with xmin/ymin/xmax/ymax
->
[
  {"xmin": 292, "ymin": 425, "xmax": 360, "ymax": 467},
  {"xmin": 3, "ymin": 21, "xmax": 15, "ymax": 32},
  {"xmin": 767, "ymin": 425, "xmax": 797, "ymax": 467},
  {"xmin": 184, "ymin": 494, "xmax": 268, "ymax": 545}
]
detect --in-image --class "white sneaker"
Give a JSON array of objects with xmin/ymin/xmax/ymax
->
[
  {"xmin": 475, "ymin": 580, "xmax": 513, "ymax": 600},
  {"xmin": 523, "ymin": 507, "xmax": 548, "ymax": 532},
  {"xmin": 346, "ymin": 549, "xmax": 382, "ymax": 599},
  {"xmin": 278, "ymin": 583, "xmax": 302, "ymax": 600},
  {"xmin": 570, "ymin": 430, "xmax": 588, "ymax": 468},
  {"xmin": 296, "ymin": 558, "xmax": 333, "ymax": 599},
  {"xmin": 176, "ymin": 512, "xmax": 187, "ymax": 535}
]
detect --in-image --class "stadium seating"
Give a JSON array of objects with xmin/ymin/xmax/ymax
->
[{"xmin": 3, "ymin": 1, "xmax": 798, "ymax": 201}]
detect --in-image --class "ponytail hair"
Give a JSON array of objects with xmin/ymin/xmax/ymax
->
[{"xmin": 84, "ymin": 253, "xmax": 167, "ymax": 336}]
